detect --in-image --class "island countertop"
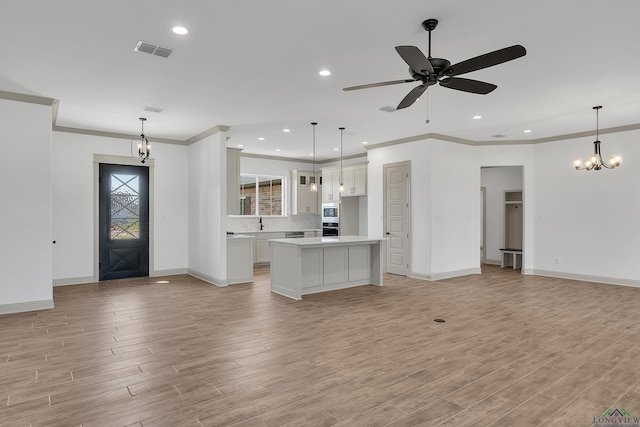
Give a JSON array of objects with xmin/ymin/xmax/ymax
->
[{"xmin": 268, "ymin": 235, "xmax": 384, "ymax": 246}]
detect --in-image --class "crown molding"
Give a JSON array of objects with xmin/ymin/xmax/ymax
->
[
  {"xmin": 364, "ymin": 124, "xmax": 640, "ymax": 151},
  {"xmin": 0, "ymin": 90, "xmax": 58, "ymax": 106},
  {"xmin": 185, "ymin": 125, "xmax": 231, "ymax": 145},
  {"xmin": 53, "ymin": 126, "xmax": 184, "ymax": 145},
  {"xmin": 239, "ymin": 151, "xmax": 367, "ymax": 164}
]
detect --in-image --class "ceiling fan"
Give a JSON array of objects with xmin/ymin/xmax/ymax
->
[{"xmin": 343, "ymin": 19, "xmax": 526, "ymax": 110}]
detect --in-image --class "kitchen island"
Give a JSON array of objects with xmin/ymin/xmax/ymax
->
[{"xmin": 269, "ymin": 236, "xmax": 384, "ymax": 300}]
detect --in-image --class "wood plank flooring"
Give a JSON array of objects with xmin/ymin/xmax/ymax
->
[{"xmin": 2, "ymin": 265, "xmax": 640, "ymax": 426}]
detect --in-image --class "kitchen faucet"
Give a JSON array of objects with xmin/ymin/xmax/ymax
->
[{"xmin": 259, "ymin": 216, "xmax": 264, "ymax": 230}]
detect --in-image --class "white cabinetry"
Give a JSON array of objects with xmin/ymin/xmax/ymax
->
[
  {"xmin": 321, "ymin": 163, "xmax": 367, "ymax": 201},
  {"xmin": 291, "ymin": 170, "xmax": 320, "ymax": 214},
  {"xmin": 253, "ymin": 232, "xmax": 285, "ymax": 263},
  {"xmin": 321, "ymin": 168, "xmax": 341, "ymax": 202},
  {"xmin": 226, "ymin": 235, "xmax": 254, "ymax": 284},
  {"xmin": 342, "ymin": 164, "xmax": 367, "ymax": 196},
  {"xmin": 226, "ymin": 148, "xmax": 242, "ymax": 215}
]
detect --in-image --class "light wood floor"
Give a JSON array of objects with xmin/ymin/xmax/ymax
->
[{"xmin": 1, "ymin": 265, "xmax": 639, "ymax": 426}]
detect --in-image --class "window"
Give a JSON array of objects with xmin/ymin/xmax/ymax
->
[{"xmin": 239, "ymin": 175, "xmax": 285, "ymax": 216}]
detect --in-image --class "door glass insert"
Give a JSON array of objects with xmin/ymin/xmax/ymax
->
[{"xmin": 110, "ymin": 173, "xmax": 140, "ymax": 239}]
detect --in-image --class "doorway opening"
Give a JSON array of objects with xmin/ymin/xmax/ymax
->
[{"xmin": 480, "ymin": 166, "xmax": 524, "ymax": 271}]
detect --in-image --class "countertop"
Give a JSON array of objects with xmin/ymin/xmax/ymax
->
[
  {"xmin": 269, "ymin": 236, "xmax": 384, "ymax": 246},
  {"xmin": 227, "ymin": 229, "xmax": 321, "ymax": 234},
  {"xmin": 226, "ymin": 234, "xmax": 255, "ymax": 240}
]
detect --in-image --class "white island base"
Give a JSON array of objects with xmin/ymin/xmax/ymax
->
[{"xmin": 269, "ymin": 236, "xmax": 383, "ymax": 300}]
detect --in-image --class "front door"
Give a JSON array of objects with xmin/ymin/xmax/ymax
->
[
  {"xmin": 384, "ymin": 162, "xmax": 410, "ymax": 276},
  {"xmin": 99, "ymin": 163, "xmax": 149, "ymax": 280}
]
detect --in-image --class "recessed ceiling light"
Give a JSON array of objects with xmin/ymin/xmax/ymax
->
[
  {"xmin": 333, "ymin": 148, "xmax": 339, "ymax": 151},
  {"xmin": 319, "ymin": 70, "xmax": 331, "ymax": 76},
  {"xmin": 309, "ymin": 153, "xmax": 314, "ymax": 156},
  {"xmin": 282, "ymin": 128, "xmax": 291, "ymax": 133},
  {"xmin": 362, "ymin": 141, "xmax": 368, "ymax": 145},
  {"xmin": 171, "ymin": 26, "xmax": 188, "ymax": 35},
  {"xmin": 473, "ymin": 115, "xmax": 482, "ymax": 119},
  {"xmin": 258, "ymin": 137, "xmax": 265, "ymax": 141},
  {"xmin": 237, "ymin": 144, "xmax": 243, "ymax": 147},
  {"xmin": 275, "ymin": 149, "xmax": 281, "ymax": 152},
  {"xmin": 524, "ymin": 129, "xmax": 532, "ymax": 133}
]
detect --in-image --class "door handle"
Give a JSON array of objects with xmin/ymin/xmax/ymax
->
[{"xmin": 385, "ymin": 232, "xmax": 390, "ymax": 235}]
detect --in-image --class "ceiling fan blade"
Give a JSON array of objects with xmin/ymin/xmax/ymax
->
[
  {"xmin": 444, "ymin": 44, "xmax": 526, "ymax": 76},
  {"xmin": 440, "ymin": 77, "xmax": 497, "ymax": 94},
  {"xmin": 395, "ymin": 46, "xmax": 434, "ymax": 75},
  {"xmin": 397, "ymin": 84, "xmax": 428, "ymax": 109},
  {"xmin": 343, "ymin": 79, "xmax": 416, "ymax": 91}
]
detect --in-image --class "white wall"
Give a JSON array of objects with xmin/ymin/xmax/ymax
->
[
  {"xmin": 0, "ymin": 99, "xmax": 53, "ymax": 313},
  {"xmin": 52, "ymin": 131, "xmax": 189, "ymax": 284},
  {"xmin": 532, "ymin": 129, "xmax": 640, "ymax": 285},
  {"xmin": 429, "ymin": 140, "xmax": 478, "ymax": 277},
  {"xmin": 367, "ymin": 140, "xmax": 431, "ymax": 276},
  {"xmin": 188, "ymin": 131, "xmax": 227, "ymax": 285},
  {"xmin": 481, "ymin": 166, "xmax": 524, "ymax": 262}
]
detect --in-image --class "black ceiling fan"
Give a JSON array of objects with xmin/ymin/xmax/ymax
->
[{"xmin": 343, "ymin": 19, "xmax": 526, "ymax": 110}]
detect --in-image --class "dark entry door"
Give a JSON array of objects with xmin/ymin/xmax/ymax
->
[{"xmin": 99, "ymin": 163, "xmax": 149, "ymax": 280}]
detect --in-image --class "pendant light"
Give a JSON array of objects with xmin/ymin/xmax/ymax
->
[
  {"xmin": 573, "ymin": 106, "xmax": 621, "ymax": 171},
  {"xmin": 310, "ymin": 122, "xmax": 318, "ymax": 192},
  {"xmin": 339, "ymin": 127, "xmax": 345, "ymax": 193},
  {"xmin": 132, "ymin": 117, "xmax": 150, "ymax": 163}
]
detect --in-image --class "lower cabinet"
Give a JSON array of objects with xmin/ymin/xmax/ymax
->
[{"xmin": 254, "ymin": 232, "xmax": 285, "ymax": 263}]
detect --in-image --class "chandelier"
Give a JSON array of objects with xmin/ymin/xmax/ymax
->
[
  {"xmin": 133, "ymin": 117, "xmax": 150, "ymax": 163},
  {"xmin": 573, "ymin": 106, "xmax": 621, "ymax": 171}
]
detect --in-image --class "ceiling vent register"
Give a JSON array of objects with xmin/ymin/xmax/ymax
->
[{"xmin": 134, "ymin": 41, "xmax": 173, "ymax": 58}]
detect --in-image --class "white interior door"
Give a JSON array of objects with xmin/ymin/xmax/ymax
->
[{"xmin": 384, "ymin": 162, "xmax": 409, "ymax": 276}]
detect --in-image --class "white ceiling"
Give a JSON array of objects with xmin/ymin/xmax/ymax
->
[{"xmin": 2, "ymin": 0, "xmax": 639, "ymax": 160}]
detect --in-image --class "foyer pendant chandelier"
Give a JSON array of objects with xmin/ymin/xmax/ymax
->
[
  {"xmin": 339, "ymin": 127, "xmax": 345, "ymax": 193},
  {"xmin": 310, "ymin": 122, "xmax": 318, "ymax": 192},
  {"xmin": 573, "ymin": 106, "xmax": 621, "ymax": 171},
  {"xmin": 133, "ymin": 117, "xmax": 151, "ymax": 163}
]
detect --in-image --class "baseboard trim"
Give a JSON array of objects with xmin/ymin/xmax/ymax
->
[
  {"xmin": 0, "ymin": 299, "xmax": 54, "ymax": 315},
  {"xmin": 532, "ymin": 269, "xmax": 640, "ymax": 288},
  {"xmin": 152, "ymin": 268, "xmax": 189, "ymax": 277},
  {"xmin": 53, "ymin": 276, "xmax": 96, "ymax": 287},
  {"xmin": 187, "ymin": 269, "xmax": 226, "ymax": 287},
  {"xmin": 409, "ymin": 268, "xmax": 482, "ymax": 281},
  {"xmin": 483, "ymin": 259, "xmax": 501, "ymax": 266}
]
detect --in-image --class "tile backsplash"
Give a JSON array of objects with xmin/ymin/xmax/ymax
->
[{"xmin": 227, "ymin": 215, "xmax": 321, "ymax": 232}]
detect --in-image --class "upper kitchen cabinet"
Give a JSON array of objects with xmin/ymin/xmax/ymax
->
[
  {"xmin": 322, "ymin": 163, "xmax": 367, "ymax": 201},
  {"xmin": 227, "ymin": 148, "xmax": 242, "ymax": 215},
  {"xmin": 291, "ymin": 170, "xmax": 321, "ymax": 214},
  {"xmin": 342, "ymin": 163, "xmax": 367, "ymax": 197},
  {"xmin": 321, "ymin": 167, "xmax": 341, "ymax": 202}
]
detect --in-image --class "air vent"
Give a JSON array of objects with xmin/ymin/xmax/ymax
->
[
  {"xmin": 134, "ymin": 41, "xmax": 173, "ymax": 58},
  {"xmin": 492, "ymin": 134, "xmax": 507, "ymax": 138},
  {"xmin": 379, "ymin": 106, "xmax": 397, "ymax": 113},
  {"xmin": 144, "ymin": 106, "xmax": 164, "ymax": 113}
]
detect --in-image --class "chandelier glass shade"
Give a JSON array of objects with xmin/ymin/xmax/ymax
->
[{"xmin": 573, "ymin": 106, "xmax": 621, "ymax": 171}]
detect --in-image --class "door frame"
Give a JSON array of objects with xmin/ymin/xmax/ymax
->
[
  {"xmin": 93, "ymin": 154, "xmax": 155, "ymax": 282},
  {"xmin": 383, "ymin": 160, "xmax": 411, "ymax": 275},
  {"xmin": 480, "ymin": 186, "xmax": 487, "ymax": 264}
]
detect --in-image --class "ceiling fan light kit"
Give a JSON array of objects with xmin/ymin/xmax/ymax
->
[
  {"xmin": 343, "ymin": 18, "xmax": 527, "ymax": 111},
  {"xmin": 573, "ymin": 106, "xmax": 622, "ymax": 171}
]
